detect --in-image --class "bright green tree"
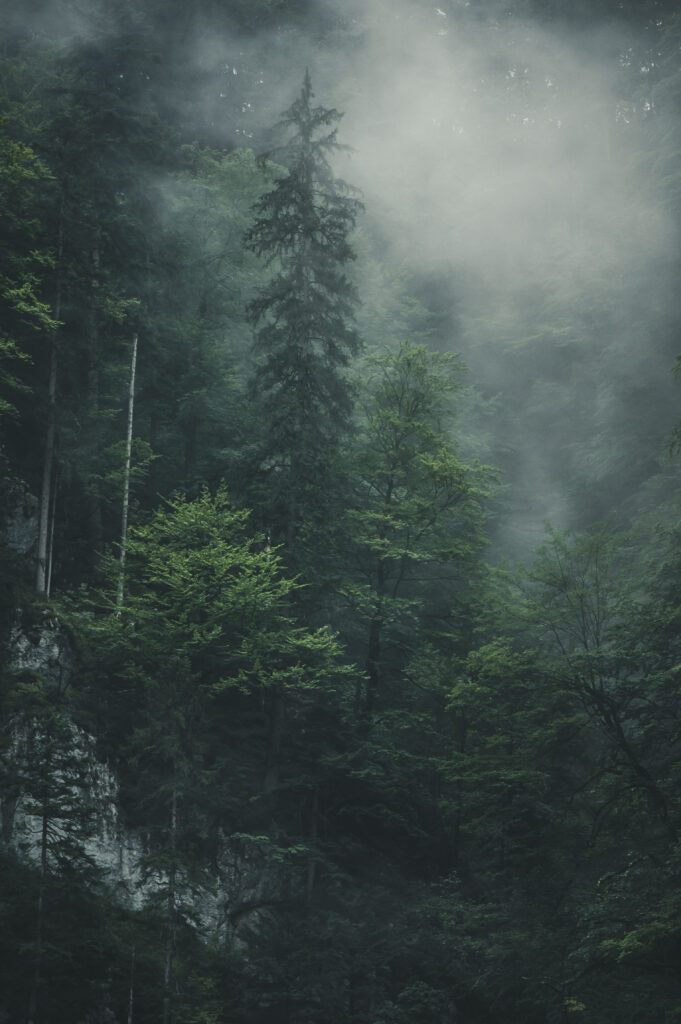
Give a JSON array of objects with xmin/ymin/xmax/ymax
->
[{"xmin": 80, "ymin": 486, "xmax": 348, "ymax": 1023}]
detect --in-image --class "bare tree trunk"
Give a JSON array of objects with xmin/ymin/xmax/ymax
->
[
  {"xmin": 35, "ymin": 351, "xmax": 56, "ymax": 594},
  {"xmin": 36, "ymin": 202, "xmax": 64, "ymax": 594},
  {"xmin": 117, "ymin": 334, "xmax": 138, "ymax": 608},
  {"xmin": 45, "ymin": 466, "xmax": 58, "ymax": 598}
]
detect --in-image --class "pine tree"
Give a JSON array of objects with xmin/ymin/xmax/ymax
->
[{"xmin": 245, "ymin": 70, "xmax": 363, "ymax": 559}]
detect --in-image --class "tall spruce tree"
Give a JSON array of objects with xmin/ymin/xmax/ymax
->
[{"xmin": 245, "ymin": 71, "xmax": 362, "ymax": 562}]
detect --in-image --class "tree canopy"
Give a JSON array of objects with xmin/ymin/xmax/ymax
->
[{"xmin": 1, "ymin": 5, "xmax": 681, "ymax": 1023}]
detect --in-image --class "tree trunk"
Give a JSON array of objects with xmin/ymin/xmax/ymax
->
[
  {"xmin": 117, "ymin": 333, "xmax": 138, "ymax": 608},
  {"xmin": 36, "ymin": 342, "xmax": 57, "ymax": 595},
  {"xmin": 45, "ymin": 465, "xmax": 58, "ymax": 597},
  {"xmin": 36, "ymin": 202, "xmax": 64, "ymax": 594}
]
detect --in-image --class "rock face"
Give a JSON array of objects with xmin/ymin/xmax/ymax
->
[
  {"xmin": 9, "ymin": 616, "xmax": 73, "ymax": 687},
  {"xmin": 2, "ymin": 617, "xmax": 274, "ymax": 943},
  {"xmin": 7, "ymin": 717, "xmax": 148, "ymax": 903},
  {"xmin": 2, "ymin": 619, "xmax": 141, "ymax": 894},
  {"xmin": 3, "ymin": 494, "xmax": 39, "ymax": 556}
]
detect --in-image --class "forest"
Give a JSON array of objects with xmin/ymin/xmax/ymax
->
[{"xmin": 1, "ymin": 0, "xmax": 680, "ymax": 1021}]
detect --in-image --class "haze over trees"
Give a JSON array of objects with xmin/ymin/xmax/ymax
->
[{"xmin": 1, "ymin": 1, "xmax": 680, "ymax": 1023}]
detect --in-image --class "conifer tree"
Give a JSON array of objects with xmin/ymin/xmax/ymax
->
[{"xmin": 245, "ymin": 71, "xmax": 362, "ymax": 559}]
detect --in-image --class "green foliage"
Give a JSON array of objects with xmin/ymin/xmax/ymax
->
[
  {"xmin": 0, "ymin": 122, "xmax": 56, "ymax": 503},
  {"xmin": 82, "ymin": 485, "xmax": 347, "ymax": 786},
  {"xmin": 1, "ymin": 5, "xmax": 681, "ymax": 1023},
  {"xmin": 341, "ymin": 341, "xmax": 492, "ymax": 711},
  {"xmin": 71, "ymin": 486, "xmax": 352, "ymax": 1018},
  {"xmin": 245, "ymin": 72, "xmax": 363, "ymax": 560}
]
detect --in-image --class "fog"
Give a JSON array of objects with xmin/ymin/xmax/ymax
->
[
  {"xmin": 12, "ymin": 0, "xmax": 680, "ymax": 557},
  {"xmin": 308, "ymin": 2, "xmax": 680, "ymax": 553},
  {"xmin": 188, "ymin": 0, "xmax": 678, "ymax": 554}
]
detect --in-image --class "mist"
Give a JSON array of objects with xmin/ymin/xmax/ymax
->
[
  {"xmin": 4, "ymin": 6, "xmax": 681, "ymax": 1020},
  {"xmin": 9, "ymin": 0, "xmax": 680, "ymax": 555},
  {"xmin": 181, "ymin": 0, "xmax": 680, "ymax": 553},
  {"xmin": 312, "ymin": 1, "xmax": 679, "ymax": 553}
]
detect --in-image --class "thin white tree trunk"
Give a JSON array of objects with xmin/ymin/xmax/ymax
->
[
  {"xmin": 36, "ymin": 349, "xmax": 57, "ymax": 594},
  {"xmin": 36, "ymin": 205, "xmax": 64, "ymax": 594},
  {"xmin": 117, "ymin": 333, "xmax": 138, "ymax": 608},
  {"xmin": 45, "ymin": 467, "xmax": 57, "ymax": 598}
]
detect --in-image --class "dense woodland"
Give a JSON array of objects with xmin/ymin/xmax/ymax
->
[{"xmin": 1, "ymin": 0, "xmax": 681, "ymax": 1022}]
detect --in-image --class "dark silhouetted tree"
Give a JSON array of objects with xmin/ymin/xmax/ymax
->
[{"xmin": 245, "ymin": 70, "xmax": 362, "ymax": 562}]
